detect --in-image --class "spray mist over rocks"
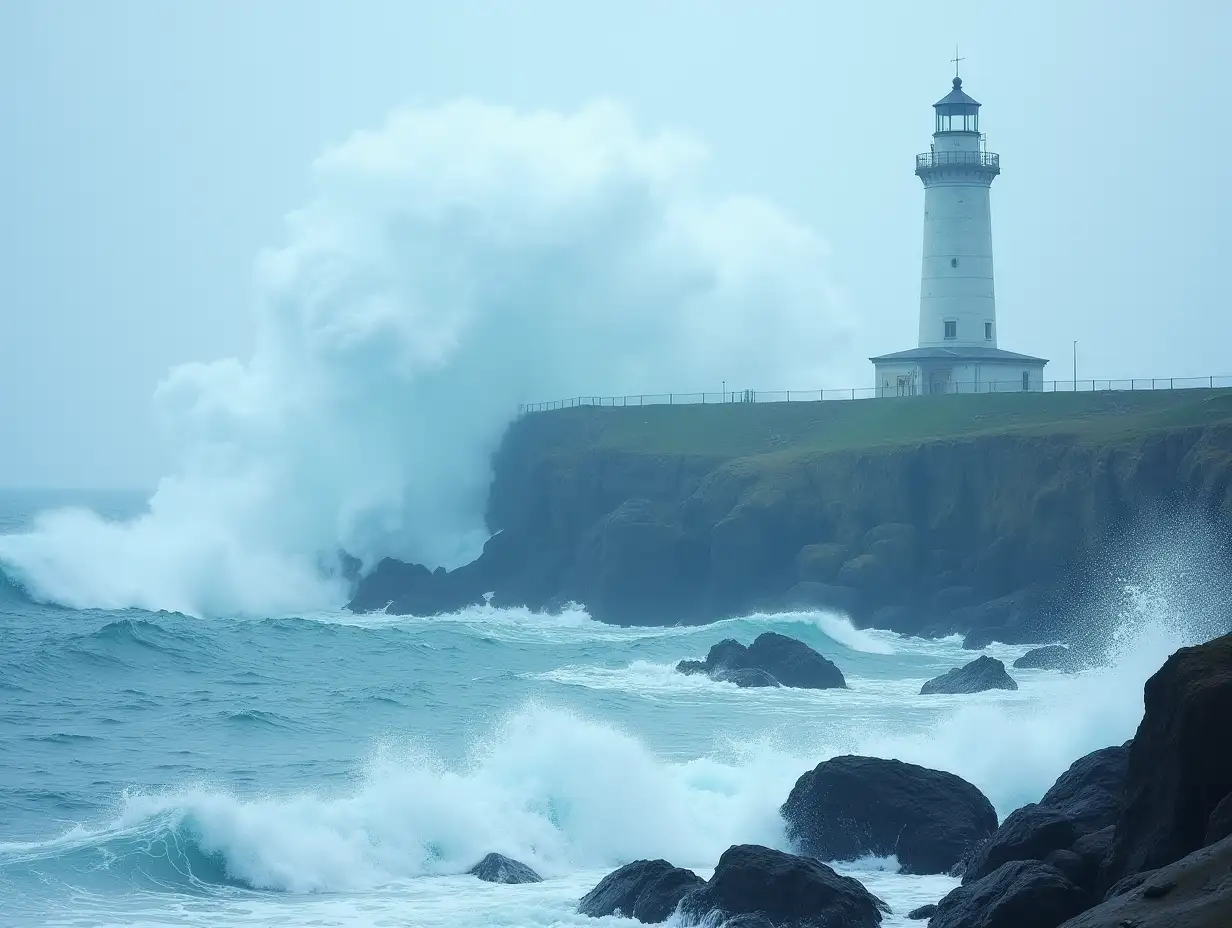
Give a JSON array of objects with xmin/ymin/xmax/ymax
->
[{"xmin": 0, "ymin": 101, "xmax": 855, "ymax": 616}]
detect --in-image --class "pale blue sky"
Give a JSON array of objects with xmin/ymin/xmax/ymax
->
[{"xmin": 2, "ymin": 1, "xmax": 1230, "ymax": 488}]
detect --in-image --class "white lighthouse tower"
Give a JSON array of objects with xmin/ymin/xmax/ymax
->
[{"xmin": 872, "ymin": 64, "xmax": 1047, "ymax": 396}]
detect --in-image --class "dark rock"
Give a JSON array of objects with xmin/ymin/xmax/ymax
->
[
  {"xmin": 1067, "ymin": 825, "xmax": 1116, "ymax": 890},
  {"xmin": 577, "ymin": 859, "xmax": 704, "ymax": 923},
  {"xmin": 1044, "ymin": 849, "xmax": 1089, "ymax": 888},
  {"xmin": 963, "ymin": 627, "xmax": 1004, "ymax": 650},
  {"xmin": 678, "ymin": 844, "xmax": 886, "ymax": 928},
  {"xmin": 908, "ymin": 903, "xmax": 938, "ymax": 920},
  {"xmin": 864, "ymin": 521, "xmax": 917, "ymax": 547},
  {"xmin": 714, "ymin": 667, "xmax": 781, "ymax": 688},
  {"xmin": 930, "ymin": 860, "xmax": 1091, "ymax": 928},
  {"xmin": 795, "ymin": 543, "xmax": 851, "ymax": 584},
  {"xmin": 1141, "ymin": 878, "xmax": 1177, "ymax": 899},
  {"xmin": 467, "ymin": 852, "xmax": 542, "ymax": 884},
  {"xmin": 921, "ymin": 656, "xmax": 1019, "ymax": 695},
  {"xmin": 781, "ymin": 754, "xmax": 998, "ymax": 875},
  {"xmin": 745, "ymin": 632, "xmax": 845, "ymax": 688},
  {"xmin": 718, "ymin": 917, "xmax": 775, "ymax": 928},
  {"xmin": 963, "ymin": 804, "xmax": 1080, "ymax": 884},
  {"xmin": 778, "ymin": 581, "xmax": 862, "ymax": 616},
  {"xmin": 933, "ymin": 585, "xmax": 980, "ymax": 613},
  {"xmin": 1039, "ymin": 744, "xmax": 1130, "ymax": 834},
  {"xmin": 348, "ymin": 557, "xmax": 485, "ymax": 615},
  {"xmin": 675, "ymin": 632, "xmax": 845, "ymax": 690},
  {"xmin": 1102, "ymin": 633, "xmax": 1232, "ymax": 886},
  {"xmin": 837, "ymin": 553, "xmax": 891, "ymax": 591},
  {"xmin": 574, "ymin": 500, "xmax": 695, "ymax": 625},
  {"xmin": 1203, "ymin": 791, "xmax": 1232, "ymax": 846},
  {"xmin": 1014, "ymin": 645, "xmax": 1084, "ymax": 672},
  {"xmin": 869, "ymin": 604, "xmax": 916, "ymax": 633},
  {"xmin": 1059, "ymin": 834, "xmax": 1232, "ymax": 927}
]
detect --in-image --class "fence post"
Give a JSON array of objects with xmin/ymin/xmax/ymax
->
[
  {"xmin": 851, "ymin": 388, "xmax": 855, "ymax": 400},
  {"xmin": 670, "ymin": 393, "xmax": 673, "ymax": 405},
  {"xmin": 787, "ymin": 390, "xmax": 790, "ymax": 402}
]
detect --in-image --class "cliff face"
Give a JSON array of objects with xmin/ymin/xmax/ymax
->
[{"xmin": 351, "ymin": 391, "xmax": 1232, "ymax": 641}]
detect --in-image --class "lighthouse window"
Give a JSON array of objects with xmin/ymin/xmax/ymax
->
[
  {"xmin": 985, "ymin": 322, "xmax": 993, "ymax": 339},
  {"xmin": 951, "ymin": 258, "xmax": 958, "ymax": 268},
  {"xmin": 944, "ymin": 320, "xmax": 957, "ymax": 340}
]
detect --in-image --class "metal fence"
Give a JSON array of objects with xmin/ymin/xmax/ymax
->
[{"xmin": 517, "ymin": 376, "xmax": 1232, "ymax": 415}]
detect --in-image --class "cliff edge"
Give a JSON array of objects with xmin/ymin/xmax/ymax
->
[{"xmin": 352, "ymin": 389, "xmax": 1232, "ymax": 642}]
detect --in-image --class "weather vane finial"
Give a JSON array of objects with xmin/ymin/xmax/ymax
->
[{"xmin": 952, "ymin": 44, "xmax": 965, "ymax": 79}]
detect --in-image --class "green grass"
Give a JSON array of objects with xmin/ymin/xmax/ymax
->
[{"xmin": 522, "ymin": 388, "xmax": 1232, "ymax": 460}]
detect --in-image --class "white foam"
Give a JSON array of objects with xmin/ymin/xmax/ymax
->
[{"xmin": 0, "ymin": 100, "xmax": 853, "ymax": 617}]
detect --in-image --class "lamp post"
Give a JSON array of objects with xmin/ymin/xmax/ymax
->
[
  {"xmin": 1073, "ymin": 341, "xmax": 1077, "ymax": 390},
  {"xmin": 722, "ymin": 380, "xmax": 726, "ymax": 402}
]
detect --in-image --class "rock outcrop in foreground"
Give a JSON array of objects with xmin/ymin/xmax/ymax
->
[
  {"xmin": 920, "ymin": 656, "xmax": 1018, "ymax": 695},
  {"xmin": 676, "ymin": 632, "xmax": 846, "ymax": 689},
  {"xmin": 1101, "ymin": 632, "xmax": 1232, "ymax": 888},
  {"xmin": 930, "ymin": 860, "xmax": 1091, "ymax": 928},
  {"xmin": 677, "ymin": 845, "xmax": 887, "ymax": 928},
  {"xmin": 781, "ymin": 754, "xmax": 998, "ymax": 874},
  {"xmin": 1058, "ymin": 834, "xmax": 1232, "ymax": 927},
  {"xmin": 577, "ymin": 845, "xmax": 886, "ymax": 927},
  {"xmin": 927, "ymin": 633, "xmax": 1232, "ymax": 927},
  {"xmin": 576, "ymin": 859, "xmax": 703, "ymax": 923}
]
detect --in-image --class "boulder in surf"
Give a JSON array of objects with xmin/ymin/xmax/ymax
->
[
  {"xmin": 468, "ymin": 852, "xmax": 542, "ymax": 884},
  {"xmin": 781, "ymin": 754, "xmax": 998, "ymax": 875},
  {"xmin": 920, "ymin": 655, "xmax": 1018, "ymax": 695},
  {"xmin": 678, "ymin": 844, "xmax": 887, "ymax": 928}
]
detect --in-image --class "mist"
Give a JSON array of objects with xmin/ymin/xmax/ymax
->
[{"xmin": 0, "ymin": 101, "xmax": 850, "ymax": 616}]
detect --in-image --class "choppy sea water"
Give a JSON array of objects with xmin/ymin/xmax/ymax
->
[{"xmin": 0, "ymin": 491, "xmax": 1196, "ymax": 927}]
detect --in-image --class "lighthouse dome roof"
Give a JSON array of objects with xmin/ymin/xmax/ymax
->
[{"xmin": 934, "ymin": 76, "xmax": 980, "ymax": 109}]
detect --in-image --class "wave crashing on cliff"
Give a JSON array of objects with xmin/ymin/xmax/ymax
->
[{"xmin": 0, "ymin": 101, "xmax": 852, "ymax": 616}]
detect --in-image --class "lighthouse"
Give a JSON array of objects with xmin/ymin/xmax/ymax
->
[{"xmin": 872, "ymin": 65, "xmax": 1047, "ymax": 396}]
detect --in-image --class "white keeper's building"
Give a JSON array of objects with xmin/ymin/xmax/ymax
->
[{"xmin": 872, "ymin": 71, "xmax": 1047, "ymax": 397}]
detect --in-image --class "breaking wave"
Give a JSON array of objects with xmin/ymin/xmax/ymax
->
[{"xmin": 0, "ymin": 100, "xmax": 853, "ymax": 618}]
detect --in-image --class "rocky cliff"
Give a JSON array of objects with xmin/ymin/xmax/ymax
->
[{"xmin": 351, "ymin": 389, "xmax": 1232, "ymax": 642}]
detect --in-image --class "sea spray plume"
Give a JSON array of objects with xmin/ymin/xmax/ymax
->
[{"xmin": 0, "ymin": 101, "xmax": 854, "ymax": 616}]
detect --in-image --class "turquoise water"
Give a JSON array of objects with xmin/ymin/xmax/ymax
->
[{"xmin": 0, "ymin": 491, "xmax": 1192, "ymax": 927}]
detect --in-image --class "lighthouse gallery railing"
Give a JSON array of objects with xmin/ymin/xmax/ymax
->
[{"xmin": 915, "ymin": 150, "xmax": 1000, "ymax": 171}]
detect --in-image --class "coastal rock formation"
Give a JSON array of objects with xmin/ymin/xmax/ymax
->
[
  {"xmin": 1057, "ymin": 834, "xmax": 1232, "ymax": 927},
  {"xmin": 577, "ymin": 859, "xmax": 704, "ymax": 923},
  {"xmin": 350, "ymin": 394, "xmax": 1232, "ymax": 639},
  {"xmin": 678, "ymin": 844, "xmax": 887, "ymax": 928},
  {"xmin": 962, "ymin": 804, "xmax": 1079, "ymax": 884},
  {"xmin": 1203, "ymin": 792, "xmax": 1232, "ymax": 845},
  {"xmin": 1014, "ymin": 645, "xmax": 1084, "ymax": 672},
  {"xmin": 1039, "ymin": 743, "xmax": 1130, "ymax": 834},
  {"xmin": 907, "ymin": 904, "xmax": 938, "ymax": 920},
  {"xmin": 467, "ymin": 852, "xmax": 542, "ymax": 884},
  {"xmin": 920, "ymin": 656, "xmax": 1018, "ymax": 695},
  {"xmin": 930, "ymin": 860, "xmax": 1091, "ymax": 928},
  {"xmin": 781, "ymin": 754, "xmax": 998, "ymax": 874},
  {"xmin": 1102, "ymin": 633, "xmax": 1232, "ymax": 887},
  {"xmin": 675, "ymin": 633, "xmax": 846, "ymax": 689}
]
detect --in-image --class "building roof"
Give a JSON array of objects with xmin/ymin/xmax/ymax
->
[
  {"xmin": 869, "ymin": 345, "xmax": 1049, "ymax": 364},
  {"xmin": 934, "ymin": 76, "xmax": 980, "ymax": 109}
]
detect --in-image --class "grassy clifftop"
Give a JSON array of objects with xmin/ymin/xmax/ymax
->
[
  {"xmin": 515, "ymin": 388, "xmax": 1232, "ymax": 461},
  {"xmin": 477, "ymin": 387, "xmax": 1232, "ymax": 632}
]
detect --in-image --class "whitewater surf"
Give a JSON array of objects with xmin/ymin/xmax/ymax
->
[{"xmin": 0, "ymin": 538, "xmax": 1198, "ymax": 926}]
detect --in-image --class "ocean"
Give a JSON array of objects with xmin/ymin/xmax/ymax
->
[{"xmin": 0, "ymin": 490, "xmax": 1195, "ymax": 927}]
